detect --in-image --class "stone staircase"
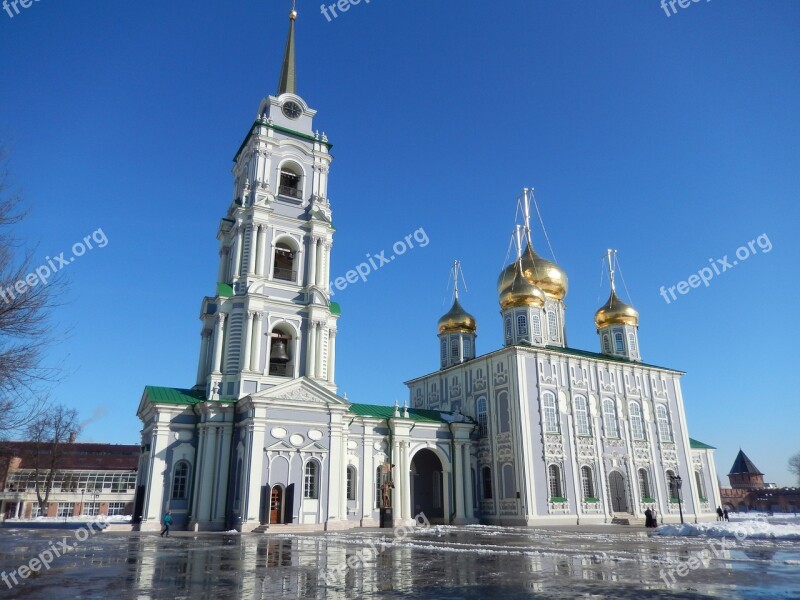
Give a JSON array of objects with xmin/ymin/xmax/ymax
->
[{"xmin": 611, "ymin": 514, "xmax": 646, "ymax": 526}]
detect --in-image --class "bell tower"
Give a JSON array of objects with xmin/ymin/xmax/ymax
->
[
  {"xmin": 437, "ymin": 261, "xmax": 478, "ymax": 369},
  {"xmin": 193, "ymin": 5, "xmax": 340, "ymax": 400}
]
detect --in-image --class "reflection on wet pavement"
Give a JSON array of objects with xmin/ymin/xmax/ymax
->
[{"xmin": 0, "ymin": 525, "xmax": 798, "ymax": 599}]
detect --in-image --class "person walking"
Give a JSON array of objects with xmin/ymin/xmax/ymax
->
[
  {"xmin": 644, "ymin": 508, "xmax": 655, "ymax": 528},
  {"xmin": 723, "ymin": 508, "xmax": 730, "ymax": 522},
  {"xmin": 716, "ymin": 506, "xmax": 724, "ymax": 521},
  {"xmin": 160, "ymin": 511, "xmax": 173, "ymax": 537}
]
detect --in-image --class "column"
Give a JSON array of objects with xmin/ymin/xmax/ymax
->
[
  {"xmin": 463, "ymin": 444, "xmax": 474, "ymax": 520},
  {"xmin": 196, "ymin": 329, "xmax": 211, "ymax": 385},
  {"xmin": 401, "ymin": 442, "xmax": 411, "ymax": 520},
  {"xmin": 322, "ymin": 242, "xmax": 332, "ymax": 291},
  {"xmin": 306, "ymin": 321, "xmax": 317, "ymax": 378},
  {"xmin": 144, "ymin": 425, "xmax": 171, "ymax": 527},
  {"xmin": 250, "ymin": 312, "xmax": 263, "ymax": 372},
  {"xmin": 245, "ymin": 424, "xmax": 266, "ymax": 523},
  {"xmin": 214, "ymin": 422, "xmax": 233, "ymax": 522},
  {"xmin": 241, "ymin": 312, "xmax": 254, "ymax": 372},
  {"xmin": 308, "ymin": 237, "xmax": 318, "ymax": 287},
  {"xmin": 391, "ymin": 440, "xmax": 401, "ymax": 514},
  {"xmin": 454, "ymin": 442, "xmax": 465, "ymax": 520},
  {"xmin": 316, "ymin": 325, "xmax": 325, "ymax": 379},
  {"xmin": 315, "ymin": 239, "xmax": 324, "ymax": 287},
  {"xmin": 442, "ymin": 468, "xmax": 451, "ymax": 524},
  {"xmin": 211, "ymin": 313, "xmax": 226, "ymax": 374},
  {"xmin": 246, "ymin": 224, "xmax": 258, "ymax": 275},
  {"xmin": 255, "ymin": 225, "xmax": 266, "ymax": 276},
  {"xmin": 217, "ymin": 247, "xmax": 228, "ymax": 282},
  {"xmin": 327, "ymin": 329, "xmax": 337, "ymax": 383},
  {"xmin": 231, "ymin": 227, "xmax": 243, "ymax": 277}
]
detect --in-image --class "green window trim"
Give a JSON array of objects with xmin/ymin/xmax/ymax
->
[
  {"xmin": 641, "ymin": 497, "xmax": 657, "ymax": 503},
  {"xmin": 669, "ymin": 498, "xmax": 682, "ymax": 504},
  {"xmin": 699, "ymin": 497, "xmax": 708, "ymax": 503},
  {"xmin": 550, "ymin": 496, "xmax": 568, "ymax": 503},
  {"xmin": 583, "ymin": 497, "xmax": 600, "ymax": 503}
]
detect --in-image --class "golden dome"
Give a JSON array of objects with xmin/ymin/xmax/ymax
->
[
  {"xmin": 438, "ymin": 297, "xmax": 477, "ymax": 335},
  {"xmin": 497, "ymin": 244, "xmax": 568, "ymax": 301},
  {"xmin": 595, "ymin": 291, "xmax": 639, "ymax": 328},
  {"xmin": 498, "ymin": 262, "xmax": 546, "ymax": 309}
]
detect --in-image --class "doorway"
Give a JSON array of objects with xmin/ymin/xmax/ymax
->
[
  {"xmin": 270, "ymin": 485, "xmax": 284, "ymax": 524},
  {"xmin": 609, "ymin": 471, "xmax": 629, "ymax": 513}
]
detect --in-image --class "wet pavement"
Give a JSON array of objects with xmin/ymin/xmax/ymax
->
[{"xmin": 0, "ymin": 524, "xmax": 798, "ymax": 598}]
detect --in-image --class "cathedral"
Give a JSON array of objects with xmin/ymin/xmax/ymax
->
[{"xmin": 133, "ymin": 7, "xmax": 721, "ymax": 532}]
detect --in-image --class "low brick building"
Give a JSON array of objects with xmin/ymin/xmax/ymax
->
[{"xmin": 0, "ymin": 441, "xmax": 139, "ymax": 520}]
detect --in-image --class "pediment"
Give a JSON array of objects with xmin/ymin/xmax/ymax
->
[{"xmin": 249, "ymin": 377, "xmax": 348, "ymax": 407}]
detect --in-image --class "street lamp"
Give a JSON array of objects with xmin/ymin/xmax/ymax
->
[{"xmin": 670, "ymin": 474, "xmax": 684, "ymax": 525}]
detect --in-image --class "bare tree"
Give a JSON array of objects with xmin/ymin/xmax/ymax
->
[
  {"xmin": 0, "ymin": 147, "xmax": 65, "ymax": 443},
  {"xmin": 789, "ymin": 452, "xmax": 800, "ymax": 486},
  {"xmin": 26, "ymin": 405, "xmax": 80, "ymax": 515}
]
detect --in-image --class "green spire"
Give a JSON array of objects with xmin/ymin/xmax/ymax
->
[{"xmin": 277, "ymin": 4, "xmax": 298, "ymax": 95}]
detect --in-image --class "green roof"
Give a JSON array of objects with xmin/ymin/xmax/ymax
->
[
  {"xmin": 144, "ymin": 386, "xmax": 235, "ymax": 406},
  {"xmin": 330, "ymin": 302, "xmax": 341, "ymax": 316},
  {"xmin": 541, "ymin": 345, "xmax": 683, "ymax": 373},
  {"xmin": 217, "ymin": 283, "xmax": 234, "ymax": 298},
  {"xmin": 348, "ymin": 403, "xmax": 459, "ymax": 424},
  {"xmin": 689, "ymin": 438, "xmax": 716, "ymax": 450}
]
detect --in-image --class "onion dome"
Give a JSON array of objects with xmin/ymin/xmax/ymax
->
[
  {"xmin": 438, "ymin": 297, "xmax": 477, "ymax": 335},
  {"xmin": 595, "ymin": 290, "xmax": 639, "ymax": 328},
  {"xmin": 498, "ymin": 261, "xmax": 546, "ymax": 309},
  {"xmin": 497, "ymin": 244, "xmax": 568, "ymax": 301}
]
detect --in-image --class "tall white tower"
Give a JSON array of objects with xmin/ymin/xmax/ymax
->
[{"xmin": 194, "ymin": 6, "xmax": 339, "ymax": 399}]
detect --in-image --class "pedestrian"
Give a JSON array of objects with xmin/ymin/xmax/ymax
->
[
  {"xmin": 644, "ymin": 508, "xmax": 655, "ymax": 528},
  {"xmin": 723, "ymin": 508, "xmax": 729, "ymax": 522},
  {"xmin": 160, "ymin": 511, "xmax": 173, "ymax": 537},
  {"xmin": 716, "ymin": 506, "xmax": 724, "ymax": 521}
]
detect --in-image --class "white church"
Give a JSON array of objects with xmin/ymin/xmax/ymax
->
[{"xmin": 133, "ymin": 7, "xmax": 721, "ymax": 532}]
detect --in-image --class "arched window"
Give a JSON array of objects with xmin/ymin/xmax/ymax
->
[
  {"xmin": 542, "ymin": 392, "xmax": 559, "ymax": 433},
  {"xmin": 171, "ymin": 461, "xmax": 190, "ymax": 499},
  {"xmin": 268, "ymin": 327, "xmax": 293, "ymax": 377},
  {"xmin": 602, "ymin": 398, "xmax": 618, "ymax": 438},
  {"xmin": 304, "ymin": 460, "xmax": 319, "ymax": 499},
  {"xmin": 548, "ymin": 465, "xmax": 563, "ymax": 499},
  {"xmin": 548, "ymin": 311, "xmax": 557, "ymax": 337},
  {"xmin": 629, "ymin": 402, "xmax": 645, "ymax": 440},
  {"xmin": 517, "ymin": 314, "xmax": 528, "ymax": 336},
  {"xmin": 273, "ymin": 241, "xmax": 297, "ymax": 282},
  {"xmin": 504, "ymin": 318, "xmax": 512, "ymax": 342},
  {"xmin": 440, "ymin": 340, "xmax": 447, "ymax": 366},
  {"xmin": 628, "ymin": 332, "xmax": 638, "ymax": 355},
  {"xmin": 498, "ymin": 391, "xmax": 511, "ymax": 433},
  {"xmin": 602, "ymin": 335, "xmax": 611, "ymax": 353},
  {"xmin": 532, "ymin": 314, "xmax": 542, "ymax": 335},
  {"xmin": 638, "ymin": 468, "xmax": 651, "ymax": 499},
  {"xmin": 481, "ymin": 466, "xmax": 493, "ymax": 499},
  {"xmin": 451, "ymin": 340, "xmax": 459, "ymax": 358},
  {"xmin": 656, "ymin": 405, "xmax": 672, "ymax": 442},
  {"xmin": 581, "ymin": 466, "xmax": 595, "ymax": 498},
  {"xmin": 463, "ymin": 338, "xmax": 472, "ymax": 360},
  {"xmin": 477, "ymin": 397, "xmax": 488, "ymax": 437},
  {"xmin": 574, "ymin": 396, "xmax": 591, "ymax": 436},
  {"xmin": 614, "ymin": 332, "xmax": 624, "ymax": 352},
  {"xmin": 666, "ymin": 469, "xmax": 679, "ymax": 501},
  {"xmin": 695, "ymin": 471, "xmax": 707, "ymax": 501},
  {"xmin": 278, "ymin": 162, "xmax": 303, "ymax": 199},
  {"xmin": 346, "ymin": 466, "xmax": 356, "ymax": 501}
]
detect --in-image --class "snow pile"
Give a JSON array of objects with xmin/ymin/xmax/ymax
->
[{"xmin": 656, "ymin": 520, "xmax": 800, "ymax": 541}]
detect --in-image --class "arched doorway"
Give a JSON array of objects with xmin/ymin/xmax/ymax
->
[
  {"xmin": 609, "ymin": 471, "xmax": 629, "ymax": 513},
  {"xmin": 411, "ymin": 449, "xmax": 444, "ymax": 520},
  {"xmin": 270, "ymin": 485, "xmax": 284, "ymax": 524}
]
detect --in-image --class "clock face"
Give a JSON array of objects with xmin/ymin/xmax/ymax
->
[{"xmin": 282, "ymin": 101, "xmax": 302, "ymax": 119}]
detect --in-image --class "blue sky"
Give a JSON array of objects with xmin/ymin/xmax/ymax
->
[{"xmin": 1, "ymin": 1, "xmax": 798, "ymax": 485}]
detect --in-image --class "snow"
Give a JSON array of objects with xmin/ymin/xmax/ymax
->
[{"xmin": 656, "ymin": 518, "xmax": 800, "ymax": 540}]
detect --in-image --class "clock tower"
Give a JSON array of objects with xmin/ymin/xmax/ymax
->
[{"xmin": 194, "ymin": 6, "xmax": 339, "ymax": 400}]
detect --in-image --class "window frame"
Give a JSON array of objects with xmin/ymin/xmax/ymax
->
[
  {"xmin": 574, "ymin": 396, "xmax": 591, "ymax": 436},
  {"xmin": 542, "ymin": 392, "xmax": 560, "ymax": 434},
  {"xmin": 629, "ymin": 401, "xmax": 645, "ymax": 441},
  {"xmin": 304, "ymin": 460, "xmax": 320, "ymax": 500}
]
